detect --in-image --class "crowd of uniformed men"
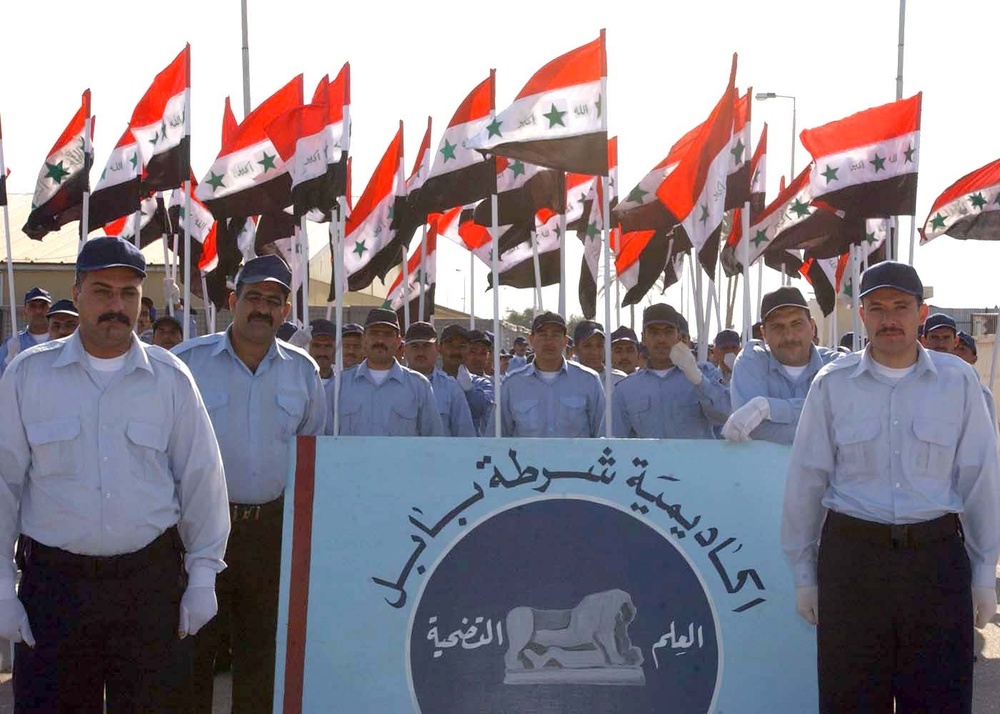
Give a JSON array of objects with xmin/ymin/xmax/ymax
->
[{"xmin": 0, "ymin": 236, "xmax": 997, "ymax": 712}]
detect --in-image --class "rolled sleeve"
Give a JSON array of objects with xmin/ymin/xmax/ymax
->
[{"xmin": 694, "ymin": 364, "xmax": 731, "ymax": 425}]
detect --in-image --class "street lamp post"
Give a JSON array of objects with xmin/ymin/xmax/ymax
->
[{"xmin": 755, "ymin": 92, "xmax": 796, "ymax": 179}]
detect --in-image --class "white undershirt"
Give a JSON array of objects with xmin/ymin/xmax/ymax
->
[
  {"xmin": 536, "ymin": 369, "xmax": 561, "ymax": 383},
  {"xmin": 86, "ymin": 353, "xmax": 127, "ymax": 372},
  {"xmin": 871, "ymin": 360, "xmax": 917, "ymax": 382},
  {"xmin": 29, "ymin": 331, "xmax": 47, "ymax": 345},
  {"xmin": 650, "ymin": 368, "xmax": 670, "ymax": 378},
  {"xmin": 781, "ymin": 364, "xmax": 809, "ymax": 381},
  {"xmin": 368, "ymin": 368, "xmax": 391, "ymax": 385}
]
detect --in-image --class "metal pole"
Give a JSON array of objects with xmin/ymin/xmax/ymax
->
[
  {"xmin": 742, "ymin": 202, "xmax": 752, "ymax": 338},
  {"xmin": 491, "ymin": 192, "xmax": 501, "ymax": 437},
  {"xmin": 852, "ymin": 245, "xmax": 862, "ymax": 351},
  {"xmin": 0, "ymin": 116, "xmax": 18, "ymax": 341},
  {"xmin": 418, "ymin": 222, "xmax": 427, "ymax": 320},
  {"xmin": 401, "ymin": 233, "xmax": 410, "ymax": 331},
  {"xmin": 989, "ymin": 314, "xmax": 999, "ymax": 393},
  {"xmin": 790, "ymin": 97, "xmax": 797, "ymax": 179},
  {"xmin": 80, "ymin": 116, "xmax": 92, "ymax": 253},
  {"xmin": 601, "ymin": 175, "xmax": 613, "ymax": 437},
  {"xmin": 132, "ymin": 208, "xmax": 142, "ymax": 249},
  {"xmin": 469, "ymin": 251, "xmax": 475, "ymax": 329},
  {"xmin": 333, "ymin": 199, "xmax": 345, "ymax": 436},
  {"xmin": 530, "ymin": 231, "xmax": 543, "ymax": 313},
  {"xmin": 896, "ymin": 0, "xmax": 908, "ymax": 263},
  {"xmin": 240, "ymin": 0, "xmax": 252, "ymax": 118},
  {"xmin": 559, "ymin": 178, "xmax": 567, "ymax": 317}
]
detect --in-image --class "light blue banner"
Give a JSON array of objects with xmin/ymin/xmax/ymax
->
[{"xmin": 275, "ymin": 438, "xmax": 817, "ymax": 713}]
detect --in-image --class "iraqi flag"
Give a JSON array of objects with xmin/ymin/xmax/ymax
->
[
  {"xmin": 472, "ymin": 160, "xmax": 565, "ymax": 232},
  {"xmin": 920, "ymin": 157, "xmax": 1000, "ymax": 243},
  {"xmin": 750, "ymin": 123, "xmax": 767, "ymax": 218},
  {"xmin": 564, "ymin": 170, "xmax": 599, "ymax": 232},
  {"xmin": 89, "ymin": 127, "xmax": 141, "ymax": 230},
  {"xmin": 130, "ymin": 45, "xmax": 190, "ymax": 193},
  {"xmin": 467, "ymin": 34, "xmax": 608, "ymax": 176},
  {"xmin": 615, "ymin": 228, "xmax": 677, "ymax": 307},
  {"xmin": 105, "ymin": 195, "xmax": 169, "ymax": 249},
  {"xmin": 384, "ymin": 208, "xmax": 459, "ymax": 323},
  {"xmin": 799, "ymin": 256, "xmax": 839, "ymax": 316},
  {"xmin": 656, "ymin": 55, "xmax": 738, "ymax": 255},
  {"xmin": 196, "ymin": 75, "xmax": 303, "ymax": 219},
  {"xmin": 23, "ymin": 90, "xmax": 93, "ymax": 240},
  {"xmin": 343, "ymin": 122, "xmax": 406, "ymax": 291},
  {"xmin": 800, "ymin": 93, "xmax": 922, "ymax": 217},
  {"xmin": 411, "ymin": 74, "xmax": 496, "ymax": 219},
  {"xmin": 726, "ymin": 89, "xmax": 752, "ymax": 210},
  {"xmin": 265, "ymin": 65, "xmax": 350, "ymax": 219},
  {"xmin": 578, "ymin": 137, "xmax": 617, "ymax": 319},
  {"xmin": 389, "ymin": 116, "xmax": 433, "ymax": 253},
  {"xmin": 486, "ymin": 208, "xmax": 563, "ymax": 289}
]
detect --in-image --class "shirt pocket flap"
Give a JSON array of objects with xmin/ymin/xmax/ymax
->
[
  {"xmin": 912, "ymin": 417, "xmax": 959, "ymax": 447},
  {"xmin": 559, "ymin": 395, "xmax": 587, "ymax": 410},
  {"xmin": 25, "ymin": 417, "xmax": 81, "ymax": 446},
  {"xmin": 126, "ymin": 420, "xmax": 169, "ymax": 451},
  {"xmin": 276, "ymin": 391, "xmax": 306, "ymax": 420},
  {"xmin": 631, "ymin": 394, "xmax": 653, "ymax": 413},
  {"xmin": 391, "ymin": 402, "xmax": 418, "ymax": 420},
  {"xmin": 201, "ymin": 390, "xmax": 229, "ymax": 410},
  {"xmin": 339, "ymin": 399, "xmax": 362, "ymax": 416},
  {"xmin": 513, "ymin": 399, "xmax": 540, "ymax": 416},
  {"xmin": 834, "ymin": 417, "xmax": 880, "ymax": 445}
]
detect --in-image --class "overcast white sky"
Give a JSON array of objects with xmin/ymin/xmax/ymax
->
[{"xmin": 4, "ymin": 0, "xmax": 998, "ymax": 334}]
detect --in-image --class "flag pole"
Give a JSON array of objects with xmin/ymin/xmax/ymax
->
[
  {"xmin": 199, "ymin": 272, "xmax": 213, "ymax": 333},
  {"xmin": 469, "ymin": 251, "xmax": 475, "ymax": 329},
  {"xmin": 559, "ymin": 172, "xmax": 567, "ymax": 316},
  {"xmin": 418, "ymin": 222, "xmax": 427, "ymax": 320},
  {"xmin": 132, "ymin": 209, "xmax": 142, "ymax": 249},
  {"xmin": 240, "ymin": 0, "xmax": 252, "ymax": 118},
  {"xmin": 755, "ymin": 260, "xmax": 763, "ymax": 322},
  {"xmin": 491, "ymin": 190, "xmax": 501, "ymax": 437},
  {"xmin": 741, "ymin": 202, "xmax": 752, "ymax": 338},
  {"xmin": 300, "ymin": 215, "xmax": 310, "ymax": 325},
  {"xmin": 601, "ymin": 174, "xmax": 613, "ymax": 437},
  {"xmin": 333, "ymin": 198, "xmax": 346, "ymax": 436},
  {"xmin": 80, "ymin": 113, "xmax": 92, "ymax": 253},
  {"xmin": 182, "ymin": 180, "xmax": 192, "ymax": 342},
  {"xmin": 530, "ymin": 230, "xmax": 543, "ymax": 313},
  {"xmin": 401, "ymin": 235, "xmax": 410, "ymax": 331},
  {"xmin": 988, "ymin": 311, "xmax": 999, "ymax": 393},
  {"xmin": 851, "ymin": 243, "xmax": 862, "ymax": 351},
  {"xmin": 0, "ymin": 115, "xmax": 17, "ymax": 342}
]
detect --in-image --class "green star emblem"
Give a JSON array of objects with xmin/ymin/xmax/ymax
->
[
  {"xmin": 129, "ymin": 153, "xmax": 138, "ymax": 170},
  {"xmin": 584, "ymin": 222, "xmax": 599, "ymax": 240},
  {"xmin": 485, "ymin": 118, "xmax": 503, "ymax": 139},
  {"xmin": 150, "ymin": 130, "xmax": 160, "ymax": 146},
  {"xmin": 44, "ymin": 160, "xmax": 71, "ymax": 184},
  {"xmin": 904, "ymin": 145, "xmax": 916, "ymax": 163},
  {"xmin": 627, "ymin": 186, "xmax": 648, "ymax": 204},
  {"xmin": 439, "ymin": 139, "xmax": 457, "ymax": 162},
  {"xmin": 387, "ymin": 203, "xmax": 395, "ymax": 221},
  {"xmin": 178, "ymin": 206, "xmax": 186, "ymax": 220},
  {"xmin": 995, "ymin": 193, "xmax": 1000, "ymax": 206},
  {"xmin": 865, "ymin": 231, "xmax": 877, "ymax": 245},
  {"xmin": 352, "ymin": 240, "xmax": 367, "ymax": 257},
  {"xmin": 161, "ymin": 121, "xmax": 168, "ymax": 139},
  {"xmin": 929, "ymin": 213, "xmax": 946, "ymax": 230},
  {"xmin": 554, "ymin": 225, "xmax": 562, "ymax": 238},
  {"xmin": 206, "ymin": 171, "xmax": 226, "ymax": 192},
  {"xmin": 577, "ymin": 192, "xmax": 588, "ymax": 206},
  {"xmin": 843, "ymin": 278, "xmax": 853, "ymax": 298},
  {"xmin": 413, "ymin": 269, "xmax": 423, "ymax": 284},
  {"xmin": 542, "ymin": 103, "xmax": 567, "ymax": 128},
  {"xmin": 699, "ymin": 204, "xmax": 710, "ymax": 224},
  {"xmin": 970, "ymin": 192, "xmax": 987, "ymax": 210},
  {"xmin": 870, "ymin": 153, "xmax": 886, "ymax": 173},
  {"xmin": 821, "ymin": 164, "xmax": 839, "ymax": 184},
  {"xmin": 258, "ymin": 152, "xmax": 277, "ymax": 172},
  {"xmin": 509, "ymin": 160, "xmax": 525, "ymax": 178},
  {"xmin": 100, "ymin": 168, "xmax": 107, "ymax": 181},
  {"xmin": 789, "ymin": 198, "xmax": 811, "ymax": 218},
  {"xmin": 595, "ymin": 94, "xmax": 603, "ymax": 118},
  {"xmin": 730, "ymin": 139, "xmax": 745, "ymax": 164},
  {"xmin": 750, "ymin": 229, "xmax": 769, "ymax": 248}
]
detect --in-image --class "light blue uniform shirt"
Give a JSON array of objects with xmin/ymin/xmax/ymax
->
[
  {"xmin": 490, "ymin": 359, "xmax": 605, "ymax": 438},
  {"xmin": 0, "ymin": 329, "xmax": 47, "ymax": 376},
  {"xmin": 782, "ymin": 346, "xmax": 1000, "ymax": 589},
  {"xmin": 463, "ymin": 372, "xmax": 495, "ymax": 436},
  {"xmin": 174, "ymin": 332, "xmax": 326, "ymax": 505},
  {"xmin": 612, "ymin": 363, "xmax": 731, "ymax": 439},
  {"xmin": 729, "ymin": 340, "xmax": 841, "ymax": 445},
  {"xmin": 329, "ymin": 360, "xmax": 444, "ymax": 437},
  {"xmin": 428, "ymin": 368, "xmax": 476, "ymax": 437},
  {"xmin": 0, "ymin": 332, "xmax": 230, "ymax": 593}
]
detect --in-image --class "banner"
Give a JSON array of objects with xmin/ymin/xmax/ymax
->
[{"xmin": 275, "ymin": 438, "xmax": 817, "ymax": 713}]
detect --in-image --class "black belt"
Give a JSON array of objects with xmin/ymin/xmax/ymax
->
[
  {"xmin": 229, "ymin": 496, "xmax": 283, "ymax": 524},
  {"xmin": 824, "ymin": 511, "xmax": 962, "ymax": 549},
  {"xmin": 19, "ymin": 527, "xmax": 181, "ymax": 579}
]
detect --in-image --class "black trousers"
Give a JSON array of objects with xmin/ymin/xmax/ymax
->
[
  {"xmin": 13, "ymin": 529, "xmax": 191, "ymax": 713},
  {"xmin": 817, "ymin": 512, "xmax": 973, "ymax": 713},
  {"xmin": 192, "ymin": 499, "xmax": 283, "ymax": 714}
]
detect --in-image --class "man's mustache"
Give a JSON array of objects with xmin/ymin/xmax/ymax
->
[
  {"xmin": 98, "ymin": 312, "xmax": 131, "ymax": 326},
  {"xmin": 878, "ymin": 327, "xmax": 903, "ymax": 336},
  {"xmin": 248, "ymin": 313, "xmax": 273, "ymax": 325}
]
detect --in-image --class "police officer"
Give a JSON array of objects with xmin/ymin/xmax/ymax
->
[
  {"xmin": 612, "ymin": 304, "xmax": 730, "ymax": 439},
  {"xmin": 710, "ymin": 329, "xmax": 741, "ymax": 386},
  {"xmin": 782, "ymin": 261, "xmax": 1000, "ymax": 711},
  {"xmin": 403, "ymin": 321, "xmax": 476, "ymax": 437},
  {"xmin": 307, "ymin": 318, "xmax": 337, "ymax": 386},
  {"xmin": 439, "ymin": 324, "xmax": 494, "ymax": 435},
  {"xmin": 921, "ymin": 312, "xmax": 959, "ymax": 352},
  {"xmin": 0, "ymin": 236, "xmax": 229, "ymax": 710},
  {"xmin": 328, "ymin": 308, "xmax": 443, "ymax": 436},
  {"xmin": 491, "ymin": 311, "xmax": 605, "ymax": 437},
  {"xmin": 340, "ymin": 322, "xmax": 365, "ymax": 370},
  {"xmin": 610, "ymin": 325, "xmax": 640, "ymax": 375},
  {"xmin": 175, "ymin": 254, "xmax": 326, "ymax": 714},
  {"xmin": 466, "ymin": 329, "xmax": 492, "ymax": 376},
  {"xmin": 0, "ymin": 287, "xmax": 52, "ymax": 373},
  {"xmin": 509, "ymin": 335, "xmax": 529, "ymax": 372},
  {"xmin": 573, "ymin": 320, "xmax": 628, "ymax": 383},
  {"xmin": 955, "ymin": 331, "xmax": 978, "ymax": 365},
  {"xmin": 722, "ymin": 287, "xmax": 840, "ymax": 444},
  {"xmin": 151, "ymin": 314, "xmax": 184, "ymax": 351},
  {"xmin": 45, "ymin": 299, "xmax": 79, "ymax": 340}
]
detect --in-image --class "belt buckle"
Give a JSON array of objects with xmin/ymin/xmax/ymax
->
[{"xmin": 890, "ymin": 524, "xmax": 910, "ymax": 548}]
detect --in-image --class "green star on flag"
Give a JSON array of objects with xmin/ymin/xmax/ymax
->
[
  {"xmin": 730, "ymin": 139, "xmax": 745, "ymax": 164},
  {"xmin": 44, "ymin": 160, "xmax": 71, "ymax": 184},
  {"xmin": 843, "ymin": 278, "xmax": 853, "ymax": 298},
  {"xmin": 509, "ymin": 160, "xmax": 525, "ymax": 178},
  {"xmin": 439, "ymin": 139, "xmax": 457, "ymax": 162},
  {"xmin": 750, "ymin": 229, "xmax": 769, "ymax": 248},
  {"xmin": 150, "ymin": 131, "xmax": 160, "ymax": 146},
  {"xmin": 865, "ymin": 231, "xmax": 877, "ymax": 245},
  {"xmin": 821, "ymin": 165, "xmax": 839, "ymax": 184},
  {"xmin": 627, "ymin": 186, "xmax": 647, "ymax": 204},
  {"xmin": 129, "ymin": 153, "xmax": 138, "ymax": 169},
  {"xmin": 353, "ymin": 240, "xmax": 367, "ymax": 257},
  {"xmin": 258, "ymin": 152, "xmax": 277, "ymax": 172},
  {"xmin": 970, "ymin": 192, "xmax": 987, "ymax": 210},
  {"xmin": 789, "ymin": 198, "xmax": 811, "ymax": 218},
  {"xmin": 585, "ymin": 222, "xmax": 599, "ymax": 240},
  {"xmin": 904, "ymin": 145, "xmax": 916, "ymax": 163},
  {"xmin": 206, "ymin": 171, "xmax": 226, "ymax": 192},
  {"xmin": 929, "ymin": 213, "xmax": 946, "ymax": 230},
  {"xmin": 595, "ymin": 95, "xmax": 603, "ymax": 118},
  {"xmin": 699, "ymin": 204, "xmax": 710, "ymax": 223},
  {"xmin": 387, "ymin": 204, "xmax": 395, "ymax": 221},
  {"xmin": 485, "ymin": 118, "xmax": 503, "ymax": 139},
  {"xmin": 870, "ymin": 154, "xmax": 886, "ymax": 173},
  {"xmin": 542, "ymin": 104, "xmax": 567, "ymax": 128}
]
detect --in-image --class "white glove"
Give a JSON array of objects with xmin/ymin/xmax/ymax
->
[
  {"xmin": 288, "ymin": 325, "xmax": 312, "ymax": 349},
  {"xmin": 669, "ymin": 342, "xmax": 702, "ymax": 385},
  {"xmin": 0, "ymin": 597, "xmax": 34, "ymax": 647},
  {"xmin": 973, "ymin": 586, "xmax": 997, "ymax": 628},
  {"xmin": 456, "ymin": 364, "xmax": 474, "ymax": 392},
  {"xmin": 721, "ymin": 396, "xmax": 771, "ymax": 442},
  {"xmin": 723, "ymin": 352, "xmax": 737, "ymax": 370},
  {"xmin": 178, "ymin": 586, "xmax": 217, "ymax": 639},
  {"xmin": 163, "ymin": 277, "xmax": 181, "ymax": 306},
  {"xmin": 795, "ymin": 586, "xmax": 818, "ymax": 625}
]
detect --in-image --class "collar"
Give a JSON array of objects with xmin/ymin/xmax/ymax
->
[
  {"xmin": 851, "ymin": 343, "xmax": 937, "ymax": 380},
  {"xmin": 356, "ymin": 359, "xmax": 405, "ymax": 384},
  {"xmin": 213, "ymin": 327, "xmax": 287, "ymax": 362},
  {"xmin": 767, "ymin": 343, "xmax": 824, "ymax": 378},
  {"xmin": 524, "ymin": 358, "xmax": 569, "ymax": 379},
  {"xmin": 52, "ymin": 331, "xmax": 153, "ymax": 375}
]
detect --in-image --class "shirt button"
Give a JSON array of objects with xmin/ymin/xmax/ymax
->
[
  {"xmin": 892, "ymin": 420, "xmax": 899, "ymax": 426},
  {"xmin": 894, "ymin": 450, "xmax": 900, "ymax": 456},
  {"xmin": 105, "ymin": 525, "xmax": 111, "ymax": 531},
  {"xmin": 895, "ymin": 483, "xmax": 901, "ymax": 488},
  {"xmin": 103, "ymin": 457, "xmax": 109, "ymax": 462}
]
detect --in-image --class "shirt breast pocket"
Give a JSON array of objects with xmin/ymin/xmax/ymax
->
[
  {"xmin": 388, "ymin": 402, "xmax": 418, "ymax": 436},
  {"xmin": 834, "ymin": 417, "xmax": 881, "ymax": 479},
  {"xmin": 337, "ymin": 399, "xmax": 362, "ymax": 435},
  {"xmin": 25, "ymin": 417, "xmax": 81, "ymax": 477},
  {"xmin": 911, "ymin": 417, "xmax": 958, "ymax": 478},
  {"xmin": 628, "ymin": 395, "xmax": 654, "ymax": 436},
  {"xmin": 201, "ymin": 390, "xmax": 229, "ymax": 431},
  {"xmin": 125, "ymin": 420, "xmax": 170, "ymax": 480},
  {"xmin": 276, "ymin": 391, "xmax": 307, "ymax": 440},
  {"xmin": 512, "ymin": 399, "xmax": 541, "ymax": 437},
  {"xmin": 558, "ymin": 395, "xmax": 589, "ymax": 437}
]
